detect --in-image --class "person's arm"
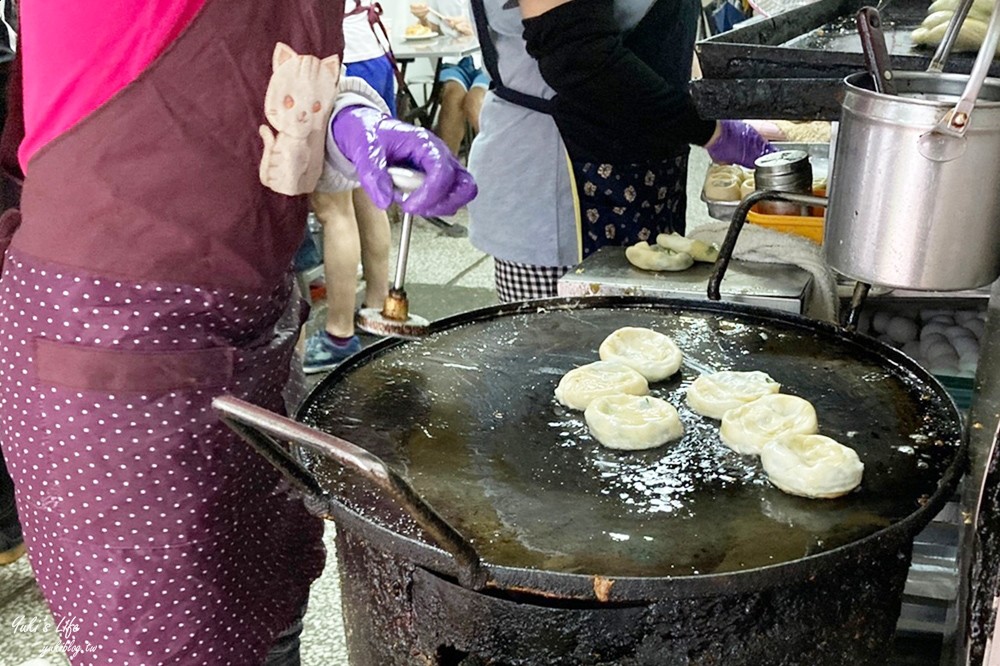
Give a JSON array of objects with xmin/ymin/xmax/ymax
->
[
  {"xmin": 520, "ymin": 0, "xmax": 715, "ymax": 162},
  {"xmin": 520, "ymin": 0, "xmax": 573, "ymax": 18}
]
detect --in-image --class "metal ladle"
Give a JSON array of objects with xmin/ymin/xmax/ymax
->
[
  {"xmin": 355, "ymin": 167, "xmax": 433, "ymax": 338},
  {"xmin": 919, "ymin": 0, "xmax": 1000, "ymax": 162}
]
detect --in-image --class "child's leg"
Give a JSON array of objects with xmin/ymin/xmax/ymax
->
[
  {"xmin": 310, "ymin": 190, "xmax": 361, "ymax": 338},
  {"xmin": 352, "ymin": 187, "xmax": 390, "ymax": 310}
]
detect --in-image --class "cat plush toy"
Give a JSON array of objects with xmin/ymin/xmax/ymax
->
[{"xmin": 259, "ymin": 42, "xmax": 341, "ymax": 196}]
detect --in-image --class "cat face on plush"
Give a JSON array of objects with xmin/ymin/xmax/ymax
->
[{"xmin": 263, "ymin": 43, "xmax": 340, "ymax": 139}]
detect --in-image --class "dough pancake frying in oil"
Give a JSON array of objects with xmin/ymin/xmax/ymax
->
[
  {"xmin": 554, "ymin": 360, "xmax": 649, "ymax": 411},
  {"xmin": 685, "ymin": 370, "xmax": 780, "ymax": 420},
  {"xmin": 720, "ymin": 394, "xmax": 818, "ymax": 455},
  {"xmin": 761, "ymin": 434, "xmax": 864, "ymax": 499},
  {"xmin": 599, "ymin": 327, "xmax": 683, "ymax": 382},
  {"xmin": 584, "ymin": 394, "xmax": 684, "ymax": 451}
]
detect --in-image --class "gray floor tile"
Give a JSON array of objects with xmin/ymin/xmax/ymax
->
[
  {"xmin": 300, "ymin": 525, "xmax": 349, "ymax": 666},
  {"xmin": 0, "ymin": 566, "xmax": 67, "ymax": 666}
]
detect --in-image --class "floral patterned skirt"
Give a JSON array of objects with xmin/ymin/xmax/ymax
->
[{"xmin": 573, "ymin": 150, "xmax": 689, "ymax": 258}]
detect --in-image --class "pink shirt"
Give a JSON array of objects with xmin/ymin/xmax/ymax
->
[{"xmin": 20, "ymin": 0, "xmax": 206, "ymax": 171}]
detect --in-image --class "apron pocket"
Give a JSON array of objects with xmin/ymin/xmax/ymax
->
[{"xmin": 34, "ymin": 338, "xmax": 235, "ymax": 393}]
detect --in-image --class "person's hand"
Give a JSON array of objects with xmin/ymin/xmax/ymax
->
[
  {"xmin": 705, "ymin": 120, "xmax": 777, "ymax": 169},
  {"xmin": 446, "ymin": 17, "xmax": 474, "ymax": 36},
  {"xmin": 332, "ymin": 106, "xmax": 477, "ymax": 216},
  {"xmin": 410, "ymin": 3, "xmax": 430, "ymax": 21}
]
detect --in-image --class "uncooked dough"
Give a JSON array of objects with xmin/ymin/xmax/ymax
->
[
  {"xmin": 685, "ymin": 370, "xmax": 780, "ymax": 420},
  {"xmin": 625, "ymin": 242, "xmax": 694, "ymax": 272},
  {"xmin": 655, "ymin": 232, "xmax": 720, "ymax": 263},
  {"xmin": 584, "ymin": 394, "xmax": 684, "ymax": 451},
  {"xmin": 719, "ymin": 394, "xmax": 819, "ymax": 455},
  {"xmin": 761, "ymin": 434, "xmax": 864, "ymax": 499},
  {"xmin": 911, "ymin": 0, "xmax": 998, "ymax": 54},
  {"xmin": 554, "ymin": 360, "xmax": 649, "ymax": 411},
  {"xmin": 598, "ymin": 327, "xmax": 683, "ymax": 382}
]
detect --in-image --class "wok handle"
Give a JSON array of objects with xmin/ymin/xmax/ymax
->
[
  {"xmin": 212, "ymin": 395, "xmax": 489, "ymax": 591},
  {"xmin": 707, "ymin": 189, "xmax": 829, "ymax": 302}
]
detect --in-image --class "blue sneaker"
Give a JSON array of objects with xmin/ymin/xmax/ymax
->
[{"xmin": 303, "ymin": 331, "xmax": 362, "ymax": 374}]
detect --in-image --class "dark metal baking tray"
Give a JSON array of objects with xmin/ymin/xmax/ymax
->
[{"xmin": 691, "ymin": 0, "xmax": 1000, "ymax": 120}]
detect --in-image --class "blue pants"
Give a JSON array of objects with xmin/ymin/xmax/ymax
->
[{"xmin": 346, "ymin": 55, "xmax": 397, "ymax": 117}]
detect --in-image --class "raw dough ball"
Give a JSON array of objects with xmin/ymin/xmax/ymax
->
[
  {"xmin": 886, "ymin": 316, "xmax": 919, "ymax": 344},
  {"xmin": 720, "ymin": 394, "xmax": 819, "ymax": 455},
  {"xmin": 919, "ymin": 332, "xmax": 949, "ymax": 357},
  {"xmin": 920, "ymin": 321, "xmax": 950, "ymax": 340},
  {"xmin": 599, "ymin": 327, "xmax": 683, "ymax": 382},
  {"xmin": 685, "ymin": 370, "xmax": 781, "ymax": 420},
  {"xmin": 871, "ymin": 311, "xmax": 892, "ymax": 334},
  {"xmin": 761, "ymin": 434, "xmax": 864, "ymax": 499},
  {"xmin": 965, "ymin": 318, "xmax": 986, "ymax": 339},
  {"xmin": 555, "ymin": 361, "xmax": 649, "ymax": 411},
  {"xmin": 585, "ymin": 394, "xmax": 685, "ymax": 451}
]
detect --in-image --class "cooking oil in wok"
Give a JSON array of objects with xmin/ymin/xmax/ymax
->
[{"xmin": 300, "ymin": 305, "xmax": 961, "ymax": 578}]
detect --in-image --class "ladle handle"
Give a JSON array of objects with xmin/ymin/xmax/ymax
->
[
  {"xmin": 388, "ymin": 167, "xmax": 425, "ymax": 292},
  {"xmin": 927, "ymin": 0, "xmax": 976, "ymax": 72},
  {"xmin": 708, "ymin": 189, "xmax": 828, "ymax": 303},
  {"xmin": 857, "ymin": 7, "xmax": 897, "ymax": 95},
  {"xmin": 212, "ymin": 395, "xmax": 489, "ymax": 591},
  {"xmin": 933, "ymin": 0, "xmax": 1000, "ymax": 137}
]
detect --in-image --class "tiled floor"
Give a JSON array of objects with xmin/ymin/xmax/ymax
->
[{"xmin": 0, "ymin": 147, "xmax": 742, "ymax": 666}]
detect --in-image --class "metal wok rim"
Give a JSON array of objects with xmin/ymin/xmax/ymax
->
[{"xmin": 296, "ymin": 295, "xmax": 967, "ymax": 602}]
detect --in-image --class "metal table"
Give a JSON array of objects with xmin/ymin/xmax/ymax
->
[{"xmin": 557, "ymin": 246, "xmax": 814, "ymax": 314}]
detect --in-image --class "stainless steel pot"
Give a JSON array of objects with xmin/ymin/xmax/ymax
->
[{"xmin": 825, "ymin": 71, "xmax": 1000, "ymax": 290}]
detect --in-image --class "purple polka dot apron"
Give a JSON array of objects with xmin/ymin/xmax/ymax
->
[{"xmin": 0, "ymin": 1, "xmax": 343, "ymax": 664}]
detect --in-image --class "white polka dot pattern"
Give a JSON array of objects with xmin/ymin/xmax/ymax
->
[{"xmin": 0, "ymin": 251, "xmax": 326, "ymax": 665}]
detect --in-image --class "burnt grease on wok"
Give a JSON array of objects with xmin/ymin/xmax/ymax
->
[{"xmin": 299, "ymin": 302, "xmax": 961, "ymax": 579}]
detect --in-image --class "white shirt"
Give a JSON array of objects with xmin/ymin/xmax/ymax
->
[{"xmin": 342, "ymin": 0, "xmax": 390, "ymax": 64}]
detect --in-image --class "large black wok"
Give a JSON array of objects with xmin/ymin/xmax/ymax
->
[{"xmin": 216, "ymin": 296, "xmax": 964, "ymax": 666}]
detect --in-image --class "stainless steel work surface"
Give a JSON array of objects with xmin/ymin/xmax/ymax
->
[{"xmin": 557, "ymin": 246, "xmax": 813, "ymax": 314}]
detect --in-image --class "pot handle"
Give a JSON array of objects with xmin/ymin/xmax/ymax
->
[
  {"xmin": 707, "ymin": 189, "xmax": 828, "ymax": 303},
  {"xmin": 926, "ymin": 0, "xmax": 1000, "ymax": 140},
  {"xmin": 212, "ymin": 395, "xmax": 489, "ymax": 591}
]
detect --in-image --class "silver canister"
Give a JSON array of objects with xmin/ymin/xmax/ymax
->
[
  {"xmin": 825, "ymin": 71, "xmax": 1000, "ymax": 291},
  {"xmin": 753, "ymin": 150, "xmax": 813, "ymax": 216}
]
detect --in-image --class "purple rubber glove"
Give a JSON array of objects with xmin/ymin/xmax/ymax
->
[
  {"xmin": 332, "ymin": 105, "xmax": 477, "ymax": 216},
  {"xmin": 705, "ymin": 120, "xmax": 777, "ymax": 169}
]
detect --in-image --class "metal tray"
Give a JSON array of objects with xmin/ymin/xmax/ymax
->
[
  {"xmin": 692, "ymin": 0, "xmax": 1000, "ymax": 120},
  {"xmin": 700, "ymin": 141, "xmax": 830, "ymax": 221}
]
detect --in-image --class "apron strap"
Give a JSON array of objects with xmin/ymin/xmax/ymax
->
[{"xmin": 469, "ymin": 0, "xmax": 555, "ymax": 115}]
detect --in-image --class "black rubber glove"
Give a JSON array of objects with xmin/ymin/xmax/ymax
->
[{"xmin": 522, "ymin": 0, "xmax": 716, "ymax": 163}]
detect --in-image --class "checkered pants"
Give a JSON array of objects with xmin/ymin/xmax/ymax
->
[{"xmin": 494, "ymin": 259, "xmax": 571, "ymax": 303}]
